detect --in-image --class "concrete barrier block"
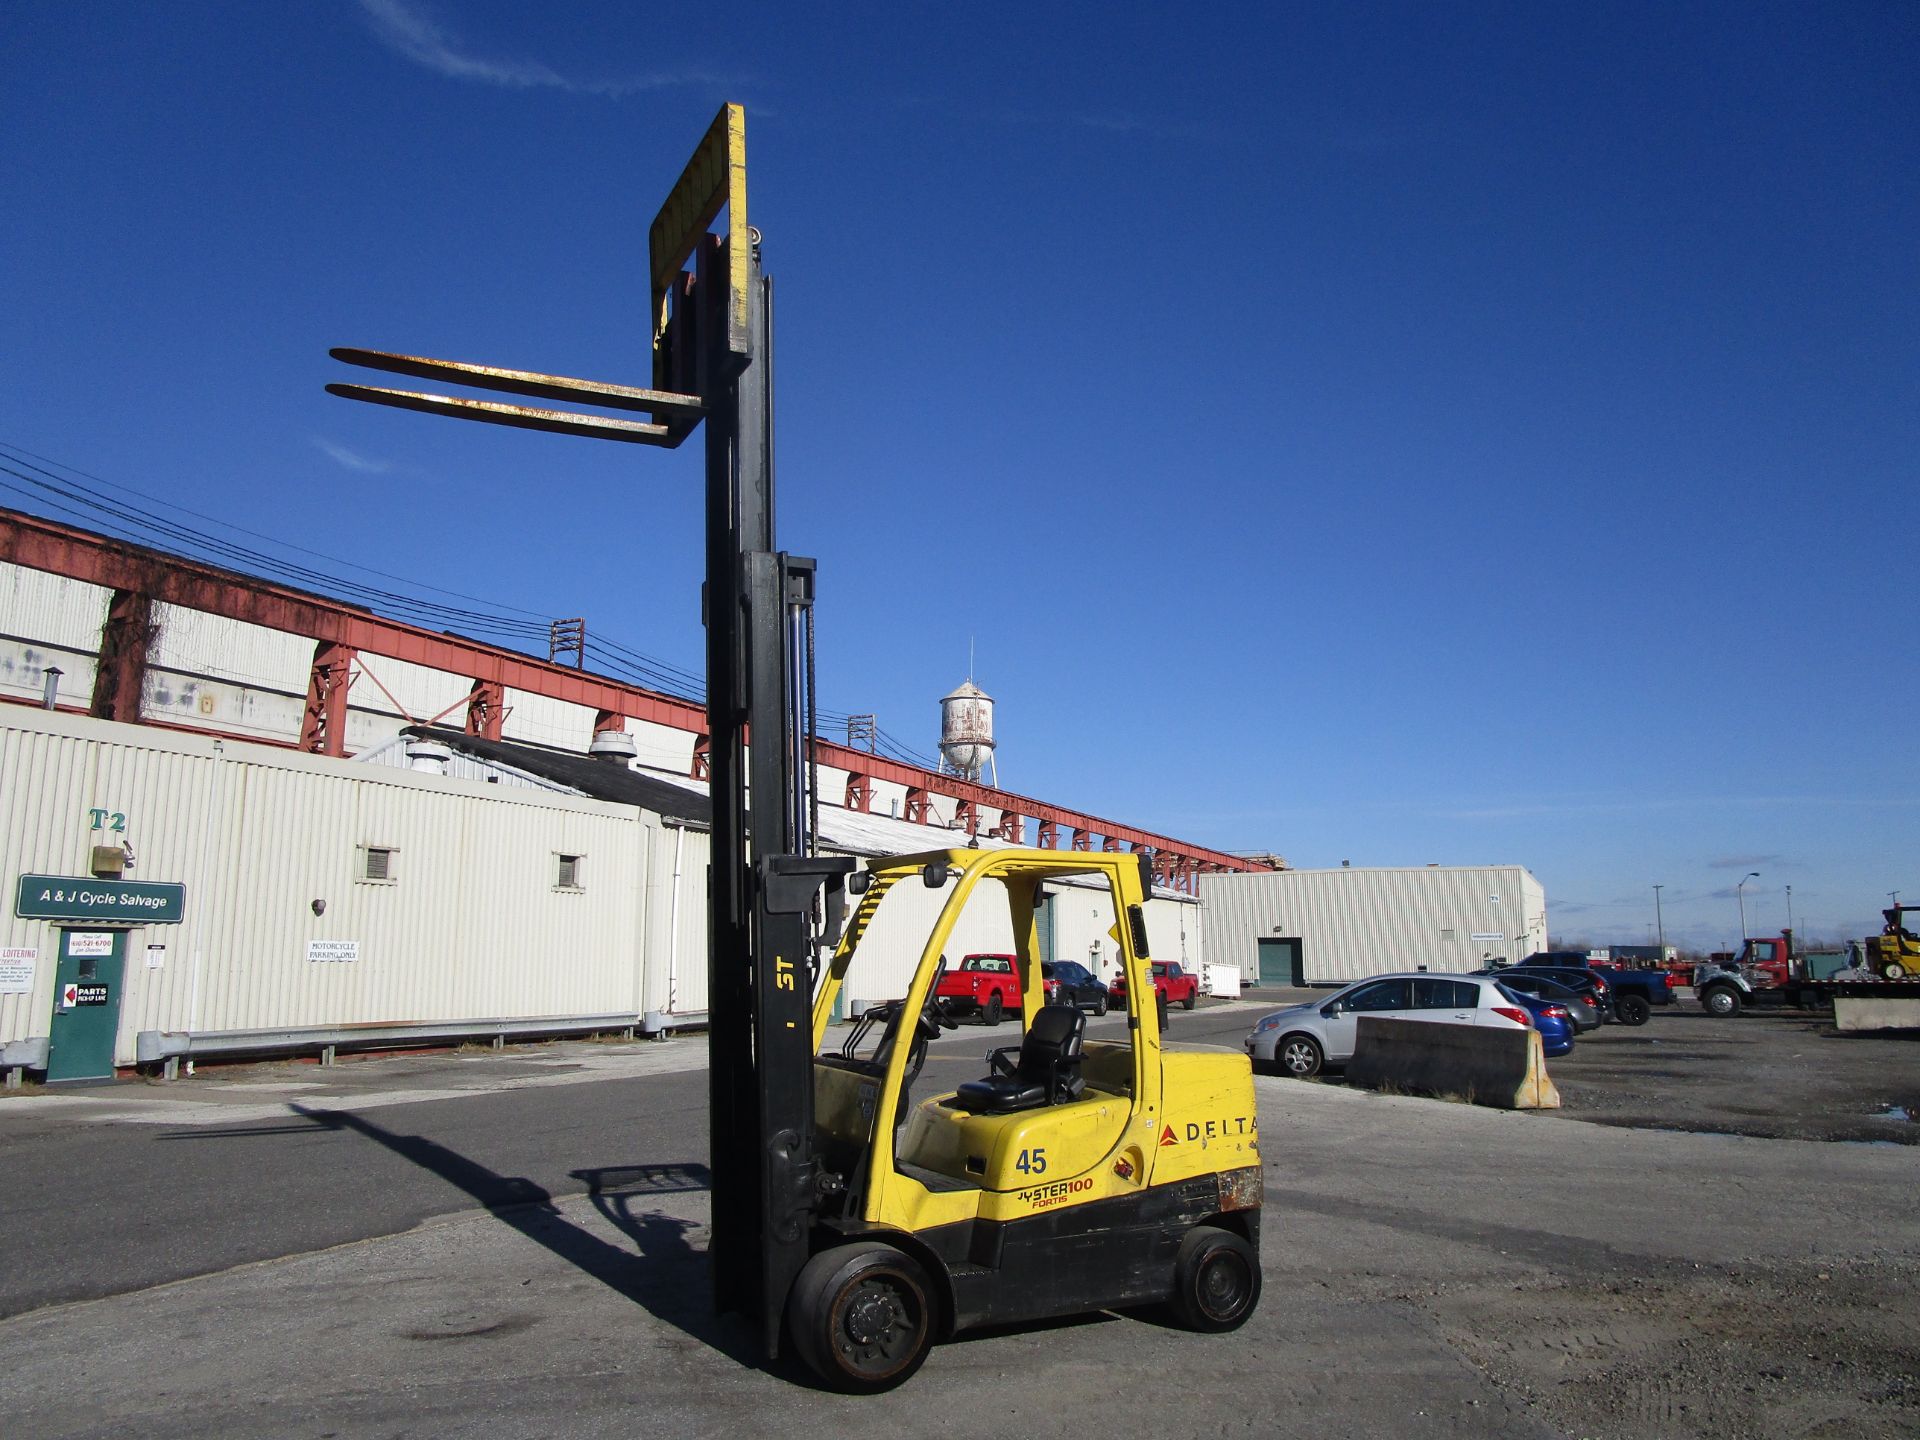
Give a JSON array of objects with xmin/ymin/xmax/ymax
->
[
  {"xmin": 1346, "ymin": 1016, "xmax": 1560, "ymax": 1110},
  {"xmin": 1834, "ymin": 997, "xmax": 1920, "ymax": 1033}
]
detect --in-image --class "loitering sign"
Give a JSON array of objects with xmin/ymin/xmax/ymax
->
[
  {"xmin": 15, "ymin": 875, "xmax": 185, "ymax": 924},
  {"xmin": 0, "ymin": 947, "xmax": 36, "ymax": 994}
]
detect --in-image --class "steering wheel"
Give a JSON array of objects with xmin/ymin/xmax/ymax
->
[
  {"xmin": 902, "ymin": 996, "xmax": 958, "ymax": 1087},
  {"xmin": 918, "ymin": 995, "xmax": 959, "ymax": 1039}
]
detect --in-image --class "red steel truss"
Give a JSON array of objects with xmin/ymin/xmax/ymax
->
[{"xmin": 0, "ymin": 507, "xmax": 1270, "ymax": 887}]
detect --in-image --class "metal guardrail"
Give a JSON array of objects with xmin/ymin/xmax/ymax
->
[
  {"xmin": 3, "ymin": 1036, "xmax": 49, "ymax": 1089},
  {"xmin": 133, "ymin": 1010, "xmax": 711, "ymax": 1079}
]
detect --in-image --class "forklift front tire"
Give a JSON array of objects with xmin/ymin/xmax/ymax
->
[
  {"xmin": 1168, "ymin": 1225, "xmax": 1261, "ymax": 1333},
  {"xmin": 790, "ymin": 1242, "xmax": 935, "ymax": 1393}
]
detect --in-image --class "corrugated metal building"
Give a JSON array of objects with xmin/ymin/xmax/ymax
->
[
  {"xmin": 0, "ymin": 707, "xmax": 683, "ymax": 1077},
  {"xmin": 1, "ymin": 706, "xmax": 1199, "ymax": 1078},
  {"xmin": 1198, "ymin": 866, "xmax": 1547, "ymax": 985}
]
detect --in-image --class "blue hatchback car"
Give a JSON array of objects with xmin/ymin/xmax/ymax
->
[{"xmin": 1495, "ymin": 982, "xmax": 1576, "ymax": 1057}]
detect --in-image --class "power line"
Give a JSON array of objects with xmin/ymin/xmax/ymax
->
[
  {"xmin": 0, "ymin": 441, "xmax": 558, "ymax": 623},
  {"xmin": 1, "ymin": 440, "xmax": 950, "ymax": 774}
]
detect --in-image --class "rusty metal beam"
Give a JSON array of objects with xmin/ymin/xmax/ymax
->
[
  {"xmin": 844, "ymin": 770, "xmax": 872, "ymax": 814},
  {"xmin": 467, "ymin": 679, "xmax": 505, "ymax": 741},
  {"xmin": 91, "ymin": 589, "xmax": 155, "ymax": 724},
  {"xmin": 0, "ymin": 507, "xmax": 706, "ymax": 733},
  {"xmin": 0, "ymin": 506, "xmax": 1271, "ymax": 875},
  {"xmin": 301, "ymin": 641, "xmax": 354, "ymax": 756}
]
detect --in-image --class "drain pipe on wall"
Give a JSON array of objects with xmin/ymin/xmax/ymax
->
[
  {"xmin": 666, "ymin": 821, "xmax": 686, "ymax": 1014},
  {"xmin": 643, "ymin": 821, "xmax": 690, "ymax": 1039},
  {"xmin": 185, "ymin": 738, "xmax": 225, "ymax": 1075}
]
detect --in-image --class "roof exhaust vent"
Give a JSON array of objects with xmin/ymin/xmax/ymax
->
[
  {"xmin": 590, "ymin": 729, "xmax": 638, "ymax": 765},
  {"xmin": 405, "ymin": 738, "xmax": 452, "ymax": 775}
]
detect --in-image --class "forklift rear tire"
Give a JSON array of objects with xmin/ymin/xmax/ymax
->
[
  {"xmin": 982, "ymin": 993, "xmax": 1004, "ymax": 1027},
  {"xmin": 1615, "ymin": 994, "xmax": 1651, "ymax": 1026},
  {"xmin": 1168, "ymin": 1225, "xmax": 1261, "ymax": 1333},
  {"xmin": 1886, "ymin": 961, "xmax": 1908, "ymax": 980},
  {"xmin": 789, "ymin": 1242, "xmax": 934, "ymax": 1393}
]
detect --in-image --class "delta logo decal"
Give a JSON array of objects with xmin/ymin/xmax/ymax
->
[{"xmin": 1159, "ymin": 1124, "xmax": 1178, "ymax": 1147}]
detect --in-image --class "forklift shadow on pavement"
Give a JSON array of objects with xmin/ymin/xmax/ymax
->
[{"xmin": 287, "ymin": 1105, "xmax": 765, "ymax": 1367}]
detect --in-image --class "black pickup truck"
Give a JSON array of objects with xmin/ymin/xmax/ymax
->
[{"xmin": 1506, "ymin": 952, "xmax": 1678, "ymax": 1026}]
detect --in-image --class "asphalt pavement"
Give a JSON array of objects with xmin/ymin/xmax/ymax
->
[{"xmin": 0, "ymin": 1001, "xmax": 1914, "ymax": 1439}]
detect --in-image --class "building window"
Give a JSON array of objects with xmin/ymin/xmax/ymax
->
[
  {"xmin": 360, "ymin": 846, "xmax": 396, "ymax": 883},
  {"xmin": 556, "ymin": 854, "xmax": 583, "ymax": 891}
]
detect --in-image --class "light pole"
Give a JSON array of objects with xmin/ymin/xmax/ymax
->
[
  {"xmin": 1653, "ymin": 884, "xmax": 1665, "ymax": 953},
  {"xmin": 1737, "ymin": 872, "xmax": 1759, "ymax": 942},
  {"xmin": 1785, "ymin": 884, "xmax": 1793, "ymax": 938}
]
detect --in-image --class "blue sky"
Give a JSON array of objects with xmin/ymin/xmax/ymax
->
[{"xmin": 4, "ymin": 2, "xmax": 1915, "ymax": 951}]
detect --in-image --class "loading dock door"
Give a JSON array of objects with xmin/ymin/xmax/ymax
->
[
  {"xmin": 48, "ymin": 930, "xmax": 126, "ymax": 1082},
  {"xmin": 1256, "ymin": 937, "xmax": 1303, "ymax": 987}
]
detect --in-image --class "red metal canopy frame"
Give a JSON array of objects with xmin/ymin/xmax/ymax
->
[{"xmin": 0, "ymin": 506, "xmax": 1269, "ymax": 888}]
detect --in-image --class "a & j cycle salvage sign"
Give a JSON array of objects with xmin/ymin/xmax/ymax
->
[{"xmin": 14, "ymin": 875, "xmax": 186, "ymax": 924}]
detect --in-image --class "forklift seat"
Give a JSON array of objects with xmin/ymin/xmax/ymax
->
[{"xmin": 949, "ymin": 1005, "xmax": 1086, "ymax": 1114}]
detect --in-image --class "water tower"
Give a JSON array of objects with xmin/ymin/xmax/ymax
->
[{"xmin": 938, "ymin": 680, "xmax": 997, "ymax": 786}]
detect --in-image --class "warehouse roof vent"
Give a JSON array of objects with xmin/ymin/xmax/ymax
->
[
  {"xmin": 590, "ymin": 729, "xmax": 638, "ymax": 766},
  {"xmin": 405, "ymin": 738, "xmax": 452, "ymax": 775}
]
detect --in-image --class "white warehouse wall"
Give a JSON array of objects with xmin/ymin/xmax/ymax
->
[
  {"xmin": 0, "ymin": 707, "xmax": 671, "ymax": 1065},
  {"xmin": 1198, "ymin": 866, "xmax": 1548, "ymax": 984}
]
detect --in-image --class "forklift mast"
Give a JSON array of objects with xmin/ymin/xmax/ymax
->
[
  {"xmin": 330, "ymin": 104, "xmax": 848, "ymax": 1358},
  {"xmin": 697, "ymin": 230, "xmax": 851, "ymax": 1352}
]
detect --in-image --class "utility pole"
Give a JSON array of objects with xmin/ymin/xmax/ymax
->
[{"xmin": 1653, "ymin": 884, "xmax": 1665, "ymax": 952}]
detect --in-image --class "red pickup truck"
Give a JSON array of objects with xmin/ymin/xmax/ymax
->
[
  {"xmin": 1109, "ymin": 960, "xmax": 1200, "ymax": 1012},
  {"xmin": 932, "ymin": 953, "xmax": 1023, "ymax": 1025}
]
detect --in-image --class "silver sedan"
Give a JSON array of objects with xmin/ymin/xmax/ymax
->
[{"xmin": 1246, "ymin": 972, "xmax": 1534, "ymax": 1078}]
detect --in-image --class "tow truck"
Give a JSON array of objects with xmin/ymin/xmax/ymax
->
[
  {"xmin": 329, "ymin": 102, "xmax": 1262, "ymax": 1391},
  {"xmin": 1694, "ymin": 926, "xmax": 1920, "ymax": 1017}
]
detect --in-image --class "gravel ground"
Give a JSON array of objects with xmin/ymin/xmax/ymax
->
[
  {"xmin": 1435, "ymin": 1255, "xmax": 1920, "ymax": 1440},
  {"xmin": 1546, "ymin": 1002, "xmax": 1920, "ymax": 1145}
]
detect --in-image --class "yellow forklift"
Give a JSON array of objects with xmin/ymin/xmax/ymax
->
[
  {"xmin": 1867, "ymin": 904, "xmax": 1920, "ymax": 979},
  {"xmin": 795, "ymin": 846, "xmax": 1262, "ymax": 1389},
  {"xmin": 331, "ymin": 102, "xmax": 1260, "ymax": 1391}
]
